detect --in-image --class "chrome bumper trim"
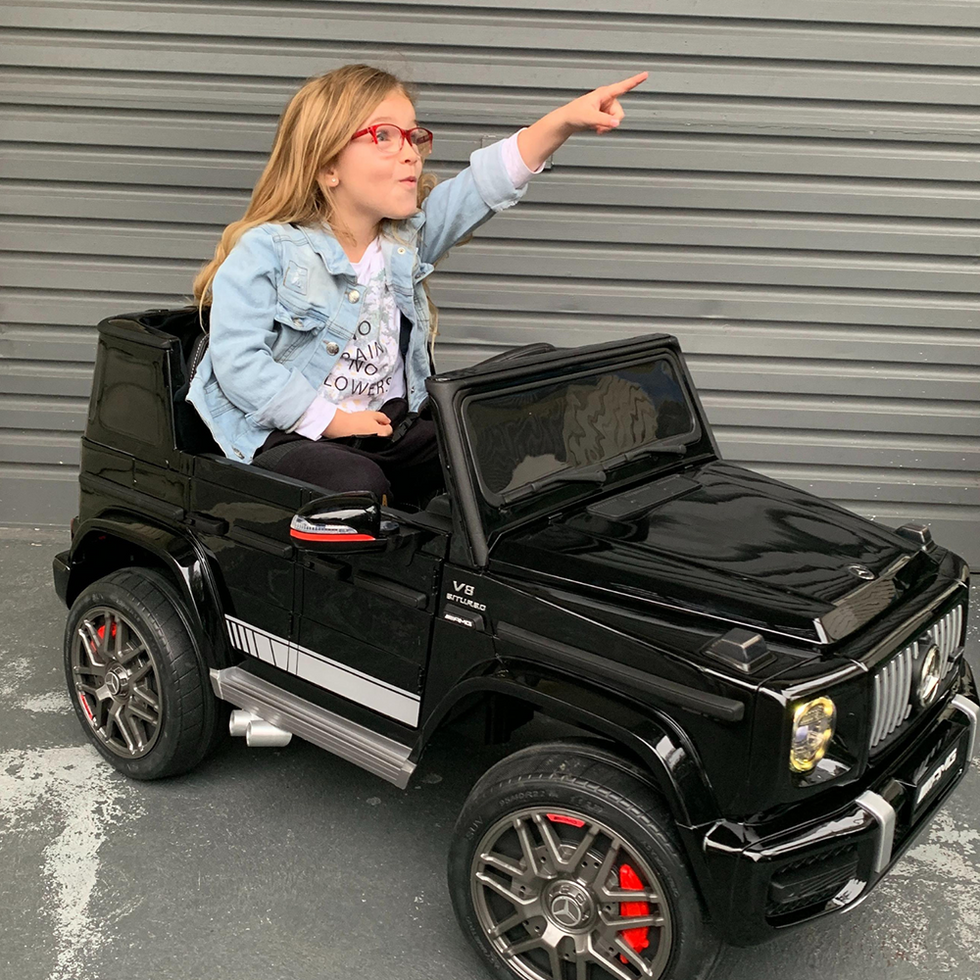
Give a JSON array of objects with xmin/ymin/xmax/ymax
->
[
  {"xmin": 951, "ymin": 694, "xmax": 979, "ymax": 764},
  {"xmin": 855, "ymin": 790, "xmax": 896, "ymax": 876}
]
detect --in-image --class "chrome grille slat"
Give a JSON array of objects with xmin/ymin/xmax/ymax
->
[
  {"xmin": 872, "ymin": 669, "xmax": 884, "ymax": 746},
  {"xmin": 869, "ymin": 604, "xmax": 966, "ymax": 751},
  {"xmin": 894, "ymin": 650, "xmax": 910, "ymax": 737},
  {"xmin": 892, "ymin": 654, "xmax": 904, "ymax": 737}
]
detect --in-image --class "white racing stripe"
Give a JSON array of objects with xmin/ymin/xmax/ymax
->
[{"xmin": 224, "ymin": 614, "xmax": 420, "ymax": 727}]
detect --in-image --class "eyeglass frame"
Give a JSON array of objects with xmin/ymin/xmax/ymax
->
[{"xmin": 350, "ymin": 123, "xmax": 434, "ymax": 156}]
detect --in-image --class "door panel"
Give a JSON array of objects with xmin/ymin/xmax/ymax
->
[{"xmin": 297, "ymin": 536, "xmax": 444, "ymax": 728}]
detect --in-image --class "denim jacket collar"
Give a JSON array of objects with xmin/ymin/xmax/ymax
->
[
  {"xmin": 294, "ymin": 221, "xmax": 357, "ymax": 278},
  {"xmin": 296, "ymin": 216, "xmax": 425, "ymax": 274}
]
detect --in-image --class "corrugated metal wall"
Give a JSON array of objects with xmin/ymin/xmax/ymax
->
[{"xmin": 2, "ymin": 0, "xmax": 978, "ymax": 565}]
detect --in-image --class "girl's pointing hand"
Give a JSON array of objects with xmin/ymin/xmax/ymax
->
[
  {"xmin": 516, "ymin": 71, "xmax": 648, "ymax": 171},
  {"xmin": 560, "ymin": 71, "xmax": 649, "ymax": 135}
]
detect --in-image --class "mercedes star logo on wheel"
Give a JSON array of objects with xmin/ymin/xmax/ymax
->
[{"xmin": 550, "ymin": 893, "xmax": 584, "ymax": 928}]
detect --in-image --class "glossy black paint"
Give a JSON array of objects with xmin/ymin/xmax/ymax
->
[
  {"xmin": 490, "ymin": 460, "xmax": 932, "ymax": 645},
  {"xmin": 55, "ymin": 307, "xmax": 973, "ymax": 946}
]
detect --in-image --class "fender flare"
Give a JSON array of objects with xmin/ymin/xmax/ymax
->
[
  {"xmin": 420, "ymin": 668, "xmax": 718, "ymax": 828},
  {"xmin": 65, "ymin": 511, "xmax": 234, "ymax": 670}
]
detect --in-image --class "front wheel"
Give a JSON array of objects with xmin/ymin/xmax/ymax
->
[
  {"xmin": 448, "ymin": 743, "xmax": 720, "ymax": 980},
  {"xmin": 64, "ymin": 566, "xmax": 224, "ymax": 779}
]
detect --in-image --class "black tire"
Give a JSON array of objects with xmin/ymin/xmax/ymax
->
[
  {"xmin": 449, "ymin": 741, "xmax": 721, "ymax": 980},
  {"xmin": 63, "ymin": 566, "xmax": 226, "ymax": 780}
]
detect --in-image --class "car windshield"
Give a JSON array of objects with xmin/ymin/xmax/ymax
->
[{"xmin": 463, "ymin": 355, "xmax": 699, "ymax": 503}]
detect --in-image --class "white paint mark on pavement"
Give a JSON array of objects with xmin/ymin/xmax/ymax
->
[
  {"xmin": 21, "ymin": 691, "xmax": 73, "ymax": 714},
  {"xmin": 0, "ymin": 656, "xmax": 33, "ymax": 698},
  {"xmin": 0, "ymin": 744, "xmax": 142, "ymax": 980}
]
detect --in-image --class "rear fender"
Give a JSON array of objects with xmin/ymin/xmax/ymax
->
[{"xmin": 65, "ymin": 512, "xmax": 234, "ymax": 670}]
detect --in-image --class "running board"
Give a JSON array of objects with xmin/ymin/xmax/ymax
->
[{"xmin": 209, "ymin": 666, "xmax": 416, "ymax": 789}]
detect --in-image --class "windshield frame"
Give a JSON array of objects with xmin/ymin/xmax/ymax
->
[
  {"xmin": 459, "ymin": 350, "xmax": 703, "ymax": 508},
  {"xmin": 424, "ymin": 331, "xmax": 719, "ymax": 569}
]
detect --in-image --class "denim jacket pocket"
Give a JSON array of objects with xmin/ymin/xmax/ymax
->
[
  {"xmin": 273, "ymin": 301, "xmax": 326, "ymax": 360},
  {"xmin": 202, "ymin": 376, "xmax": 238, "ymax": 419}
]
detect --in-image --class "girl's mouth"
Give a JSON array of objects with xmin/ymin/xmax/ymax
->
[{"xmin": 400, "ymin": 177, "xmax": 417, "ymax": 185}]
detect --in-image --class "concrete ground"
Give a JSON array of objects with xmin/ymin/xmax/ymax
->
[{"xmin": 1, "ymin": 526, "xmax": 978, "ymax": 980}]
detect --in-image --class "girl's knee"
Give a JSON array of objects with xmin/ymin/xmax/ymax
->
[{"xmin": 329, "ymin": 455, "xmax": 390, "ymax": 500}]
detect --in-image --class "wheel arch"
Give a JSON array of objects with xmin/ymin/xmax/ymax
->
[
  {"xmin": 422, "ymin": 669, "xmax": 719, "ymax": 828},
  {"xmin": 66, "ymin": 512, "xmax": 234, "ymax": 670}
]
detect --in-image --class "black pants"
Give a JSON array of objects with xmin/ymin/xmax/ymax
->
[{"xmin": 252, "ymin": 409, "xmax": 443, "ymax": 508}]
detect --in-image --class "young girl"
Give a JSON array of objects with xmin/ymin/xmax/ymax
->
[{"xmin": 187, "ymin": 63, "xmax": 647, "ymax": 508}]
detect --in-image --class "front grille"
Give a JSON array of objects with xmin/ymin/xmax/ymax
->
[{"xmin": 869, "ymin": 603, "xmax": 964, "ymax": 751}]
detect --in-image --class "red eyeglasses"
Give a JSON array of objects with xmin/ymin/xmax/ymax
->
[{"xmin": 350, "ymin": 123, "xmax": 434, "ymax": 157}]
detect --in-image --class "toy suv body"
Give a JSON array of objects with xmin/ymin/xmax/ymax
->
[{"xmin": 54, "ymin": 306, "xmax": 976, "ymax": 980}]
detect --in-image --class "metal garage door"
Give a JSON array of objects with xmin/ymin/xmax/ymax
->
[{"xmin": 1, "ymin": 0, "xmax": 977, "ymax": 565}]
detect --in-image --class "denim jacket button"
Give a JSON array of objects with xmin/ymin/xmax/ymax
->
[
  {"xmin": 326, "ymin": 341, "xmax": 340, "ymax": 355},
  {"xmin": 233, "ymin": 448, "xmax": 244, "ymax": 459},
  {"xmin": 397, "ymin": 247, "xmax": 406, "ymax": 254},
  {"xmin": 348, "ymin": 289, "xmax": 360, "ymax": 302}
]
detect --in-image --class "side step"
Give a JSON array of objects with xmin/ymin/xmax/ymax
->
[{"xmin": 210, "ymin": 666, "xmax": 416, "ymax": 789}]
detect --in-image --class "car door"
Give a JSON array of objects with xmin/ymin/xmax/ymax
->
[{"xmin": 294, "ymin": 522, "xmax": 446, "ymax": 729}]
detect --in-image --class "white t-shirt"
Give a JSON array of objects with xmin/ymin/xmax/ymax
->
[
  {"xmin": 291, "ymin": 129, "xmax": 542, "ymax": 440},
  {"xmin": 291, "ymin": 237, "xmax": 404, "ymax": 439}
]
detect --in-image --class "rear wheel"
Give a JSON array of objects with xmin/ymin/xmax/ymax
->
[
  {"xmin": 64, "ymin": 567, "xmax": 224, "ymax": 779},
  {"xmin": 449, "ymin": 743, "xmax": 720, "ymax": 980}
]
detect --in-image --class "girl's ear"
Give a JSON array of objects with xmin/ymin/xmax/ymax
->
[{"xmin": 318, "ymin": 167, "xmax": 340, "ymax": 189}]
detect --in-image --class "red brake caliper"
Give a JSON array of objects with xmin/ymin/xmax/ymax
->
[
  {"xmin": 95, "ymin": 622, "xmax": 117, "ymax": 643},
  {"xmin": 618, "ymin": 863, "xmax": 650, "ymax": 963}
]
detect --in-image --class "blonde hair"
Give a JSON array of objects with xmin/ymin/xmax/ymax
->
[{"xmin": 192, "ymin": 64, "xmax": 444, "ymax": 352}]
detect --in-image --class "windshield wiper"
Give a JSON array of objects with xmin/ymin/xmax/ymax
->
[
  {"xmin": 603, "ymin": 442, "xmax": 689, "ymax": 473},
  {"xmin": 500, "ymin": 462, "xmax": 607, "ymax": 505},
  {"xmin": 498, "ymin": 443, "xmax": 689, "ymax": 505}
]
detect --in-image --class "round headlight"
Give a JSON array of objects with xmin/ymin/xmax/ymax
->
[
  {"xmin": 789, "ymin": 697, "xmax": 837, "ymax": 773},
  {"xmin": 916, "ymin": 642, "xmax": 942, "ymax": 707}
]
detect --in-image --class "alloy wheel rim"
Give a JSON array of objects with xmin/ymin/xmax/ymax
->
[
  {"xmin": 470, "ymin": 806, "xmax": 673, "ymax": 980},
  {"xmin": 70, "ymin": 605, "xmax": 163, "ymax": 758}
]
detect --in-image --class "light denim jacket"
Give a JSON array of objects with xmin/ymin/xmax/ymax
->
[{"xmin": 187, "ymin": 137, "xmax": 530, "ymax": 464}]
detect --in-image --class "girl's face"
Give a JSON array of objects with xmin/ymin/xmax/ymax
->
[{"xmin": 320, "ymin": 92, "xmax": 424, "ymax": 229}]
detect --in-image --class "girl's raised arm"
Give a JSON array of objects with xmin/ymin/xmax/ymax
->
[{"xmin": 418, "ymin": 72, "xmax": 648, "ymax": 266}]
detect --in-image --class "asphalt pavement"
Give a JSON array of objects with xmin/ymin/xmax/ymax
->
[{"xmin": 1, "ymin": 526, "xmax": 977, "ymax": 980}]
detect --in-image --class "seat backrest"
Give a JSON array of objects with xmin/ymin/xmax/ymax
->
[{"xmin": 143, "ymin": 306, "xmax": 220, "ymax": 456}]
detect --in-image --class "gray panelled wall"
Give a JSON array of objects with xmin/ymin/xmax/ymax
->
[{"xmin": 1, "ymin": 0, "xmax": 978, "ymax": 565}]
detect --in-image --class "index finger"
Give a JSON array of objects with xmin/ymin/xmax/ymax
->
[{"xmin": 602, "ymin": 71, "xmax": 649, "ymax": 96}]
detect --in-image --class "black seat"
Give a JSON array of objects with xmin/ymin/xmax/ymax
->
[{"xmin": 135, "ymin": 306, "xmax": 220, "ymax": 456}]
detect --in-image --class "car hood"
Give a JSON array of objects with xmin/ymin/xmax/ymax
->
[{"xmin": 490, "ymin": 461, "xmax": 933, "ymax": 644}]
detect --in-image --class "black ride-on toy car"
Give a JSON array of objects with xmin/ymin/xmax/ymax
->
[{"xmin": 54, "ymin": 306, "xmax": 975, "ymax": 980}]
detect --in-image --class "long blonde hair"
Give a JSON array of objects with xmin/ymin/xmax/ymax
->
[{"xmin": 192, "ymin": 64, "xmax": 443, "ymax": 349}]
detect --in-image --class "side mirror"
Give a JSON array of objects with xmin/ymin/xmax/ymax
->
[{"xmin": 289, "ymin": 492, "xmax": 397, "ymax": 554}]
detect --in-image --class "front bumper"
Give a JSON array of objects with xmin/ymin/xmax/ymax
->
[{"xmin": 702, "ymin": 683, "xmax": 978, "ymax": 946}]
